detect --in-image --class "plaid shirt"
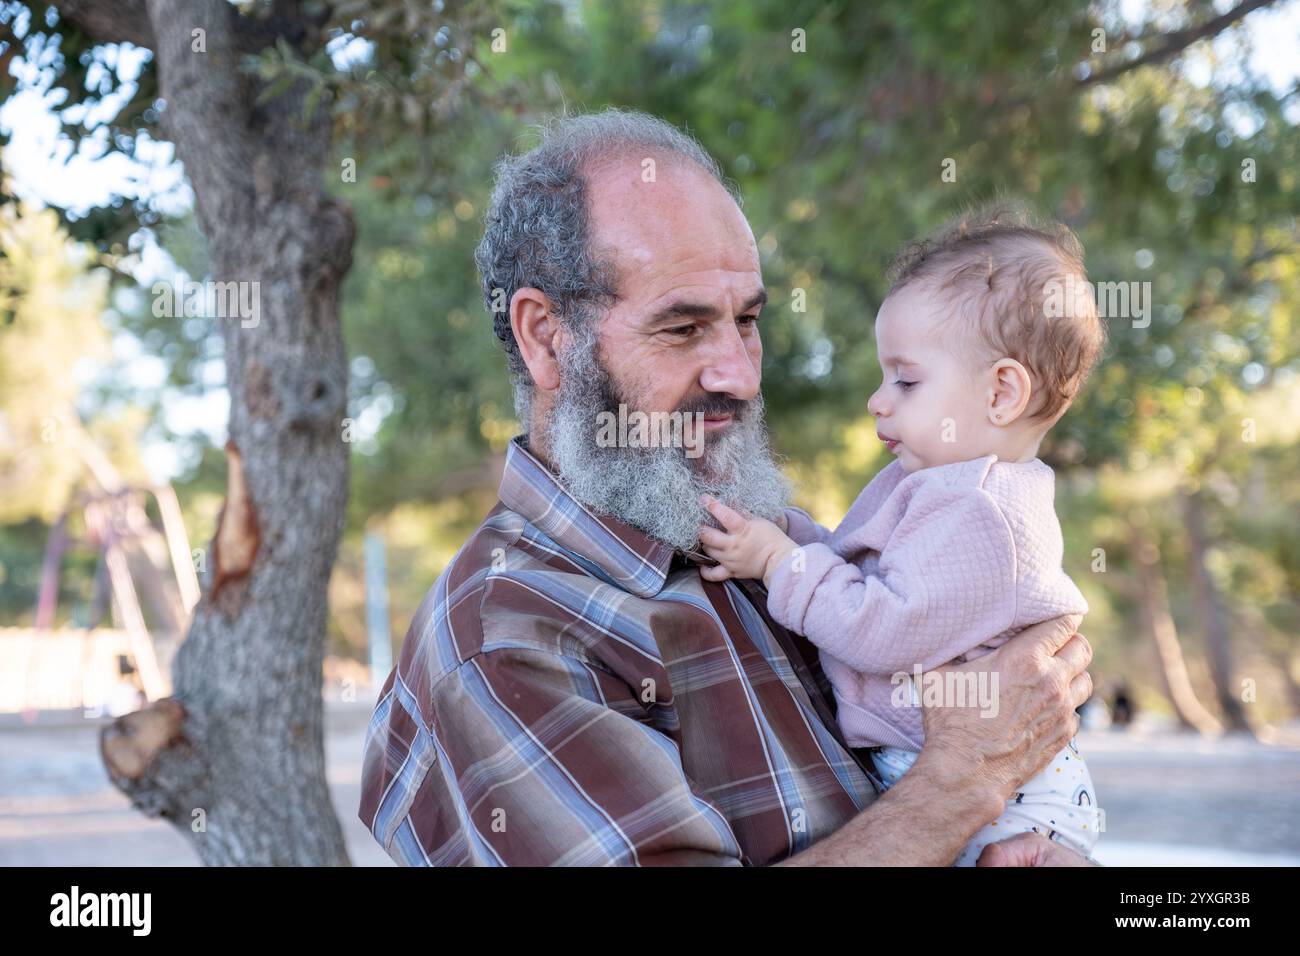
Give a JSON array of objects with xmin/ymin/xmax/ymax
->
[{"xmin": 359, "ymin": 434, "xmax": 881, "ymax": 866}]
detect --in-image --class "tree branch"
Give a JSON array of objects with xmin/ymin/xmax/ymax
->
[
  {"xmin": 1079, "ymin": 0, "xmax": 1278, "ymax": 88},
  {"xmin": 51, "ymin": 0, "xmax": 328, "ymax": 57},
  {"xmin": 50, "ymin": 0, "xmax": 155, "ymax": 48}
]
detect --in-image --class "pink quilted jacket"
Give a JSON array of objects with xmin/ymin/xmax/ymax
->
[{"xmin": 772, "ymin": 454, "xmax": 1087, "ymax": 750}]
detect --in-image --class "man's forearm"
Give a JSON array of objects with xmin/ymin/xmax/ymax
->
[{"xmin": 776, "ymin": 750, "xmax": 1002, "ymax": 866}]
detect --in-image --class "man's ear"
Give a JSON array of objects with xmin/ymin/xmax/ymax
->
[
  {"xmin": 510, "ymin": 288, "xmax": 564, "ymax": 391},
  {"xmin": 986, "ymin": 357, "xmax": 1033, "ymax": 426}
]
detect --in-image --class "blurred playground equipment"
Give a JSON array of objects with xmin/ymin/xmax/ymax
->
[{"xmin": 0, "ymin": 417, "xmax": 199, "ymax": 716}]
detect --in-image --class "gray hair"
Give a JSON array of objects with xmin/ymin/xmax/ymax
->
[{"xmin": 473, "ymin": 108, "xmax": 739, "ymax": 424}]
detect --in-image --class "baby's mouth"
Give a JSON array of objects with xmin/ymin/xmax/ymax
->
[{"xmin": 877, "ymin": 431, "xmax": 900, "ymax": 452}]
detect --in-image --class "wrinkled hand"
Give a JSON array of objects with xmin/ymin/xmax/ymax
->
[
  {"xmin": 697, "ymin": 495, "xmax": 798, "ymax": 585},
  {"xmin": 918, "ymin": 614, "xmax": 1093, "ymax": 809},
  {"xmin": 977, "ymin": 832, "xmax": 1098, "ymax": 867}
]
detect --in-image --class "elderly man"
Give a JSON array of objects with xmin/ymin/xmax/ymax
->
[{"xmin": 358, "ymin": 109, "xmax": 1094, "ymax": 866}]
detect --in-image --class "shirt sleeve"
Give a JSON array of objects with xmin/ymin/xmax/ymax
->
[
  {"xmin": 374, "ymin": 645, "xmax": 746, "ymax": 866},
  {"xmin": 765, "ymin": 485, "xmax": 1018, "ymax": 675}
]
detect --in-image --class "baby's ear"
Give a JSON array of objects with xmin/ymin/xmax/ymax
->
[{"xmin": 987, "ymin": 357, "xmax": 1033, "ymax": 425}]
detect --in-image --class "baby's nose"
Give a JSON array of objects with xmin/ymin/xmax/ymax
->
[{"xmin": 867, "ymin": 390, "xmax": 887, "ymax": 416}]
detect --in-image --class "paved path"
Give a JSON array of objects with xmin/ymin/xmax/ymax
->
[
  {"xmin": 2, "ymin": 702, "xmax": 1297, "ymax": 866},
  {"xmin": 0, "ymin": 701, "xmax": 390, "ymax": 867},
  {"xmin": 1082, "ymin": 729, "xmax": 1300, "ymax": 865}
]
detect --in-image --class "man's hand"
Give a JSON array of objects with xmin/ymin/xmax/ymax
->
[
  {"xmin": 774, "ymin": 613, "xmax": 1093, "ymax": 867},
  {"xmin": 913, "ymin": 613, "xmax": 1093, "ymax": 816},
  {"xmin": 698, "ymin": 495, "xmax": 798, "ymax": 586},
  {"xmin": 977, "ymin": 832, "xmax": 1098, "ymax": 867}
]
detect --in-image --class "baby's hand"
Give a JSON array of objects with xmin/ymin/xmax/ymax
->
[{"xmin": 698, "ymin": 495, "xmax": 799, "ymax": 586}]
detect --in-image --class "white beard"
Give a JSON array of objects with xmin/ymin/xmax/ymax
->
[{"xmin": 540, "ymin": 327, "xmax": 791, "ymax": 552}]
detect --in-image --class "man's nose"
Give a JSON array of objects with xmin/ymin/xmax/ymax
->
[{"xmin": 698, "ymin": 323, "xmax": 760, "ymax": 400}]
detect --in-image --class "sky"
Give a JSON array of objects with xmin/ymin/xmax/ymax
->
[{"xmin": 1, "ymin": 0, "xmax": 1298, "ymax": 482}]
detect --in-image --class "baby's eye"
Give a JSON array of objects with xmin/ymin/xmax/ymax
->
[{"xmin": 895, "ymin": 379, "xmax": 917, "ymax": 391}]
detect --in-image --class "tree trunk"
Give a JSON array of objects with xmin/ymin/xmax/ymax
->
[
  {"xmin": 1129, "ymin": 512, "xmax": 1223, "ymax": 735},
  {"xmin": 1181, "ymin": 489, "xmax": 1255, "ymax": 735},
  {"xmin": 69, "ymin": 0, "xmax": 355, "ymax": 864}
]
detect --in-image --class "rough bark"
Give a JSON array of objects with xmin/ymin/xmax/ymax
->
[
  {"xmin": 1129, "ymin": 512, "xmax": 1223, "ymax": 735},
  {"xmin": 1181, "ymin": 490, "xmax": 1255, "ymax": 736},
  {"xmin": 63, "ymin": 0, "xmax": 355, "ymax": 864}
]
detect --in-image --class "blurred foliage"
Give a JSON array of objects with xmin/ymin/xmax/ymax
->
[
  {"xmin": 0, "ymin": 186, "xmax": 156, "ymax": 624},
  {"xmin": 0, "ymin": 195, "xmax": 109, "ymax": 522},
  {"xmin": 1, "ymin": 0, "xmax": 1298, "ymax": 724}
]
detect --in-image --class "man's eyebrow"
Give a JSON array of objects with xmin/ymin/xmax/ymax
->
[{"xmin": 646, "ymin": 288, "xmax": 767, "ymax": 326}]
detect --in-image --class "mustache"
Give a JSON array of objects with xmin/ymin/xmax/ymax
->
[
  {"xmin": 675, "ymin": 395, "xmax": 750, "ymax": 419},
  {"xmin": 594, "ymin": 373, "xmax": 751, "ymax": 424}
]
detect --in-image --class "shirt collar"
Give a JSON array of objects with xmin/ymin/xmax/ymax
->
[{"xmin": 498, "ymin": 434, "xmax": 716, "ymax": 598}]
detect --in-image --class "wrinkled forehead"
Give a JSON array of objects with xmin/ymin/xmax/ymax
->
[{"xmin": 584, "ymin": 154, "xmax": 760, "ymax": 295}]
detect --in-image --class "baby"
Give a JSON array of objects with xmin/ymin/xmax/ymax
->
[{"xmin": 698, "ymin": 204, "xmax": 1106, "ymax": 866}]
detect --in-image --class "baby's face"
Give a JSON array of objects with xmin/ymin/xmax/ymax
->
[{"xmin": 867, "ymin": 283, "xmax": 996, "ymax": 472}]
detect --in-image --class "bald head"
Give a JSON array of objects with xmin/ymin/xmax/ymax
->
[{"xmin": 584, "ymin": 153, "xmax": 759, "ymax": 328}]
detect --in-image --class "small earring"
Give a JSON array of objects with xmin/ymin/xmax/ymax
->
[{"xmin": 994, "ymin": 413, "xmax": 1002, "ymax": 421}]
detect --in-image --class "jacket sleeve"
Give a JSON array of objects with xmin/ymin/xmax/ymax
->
[{"xmin": 765, "ymin": 486, "xmax": 1018, "ymax": 675}]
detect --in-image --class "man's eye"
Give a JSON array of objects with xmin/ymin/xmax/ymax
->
[
  {"xmin": 895, "ymin": 380, "xmax": 917, "ymax": 391},
  {"xmin": 666, "ymin": 324, "xmax": 697, "ymax": 337},
  {"xmin": 738, "ymin": 314, "xmax": 759, "ymax": 328}
]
